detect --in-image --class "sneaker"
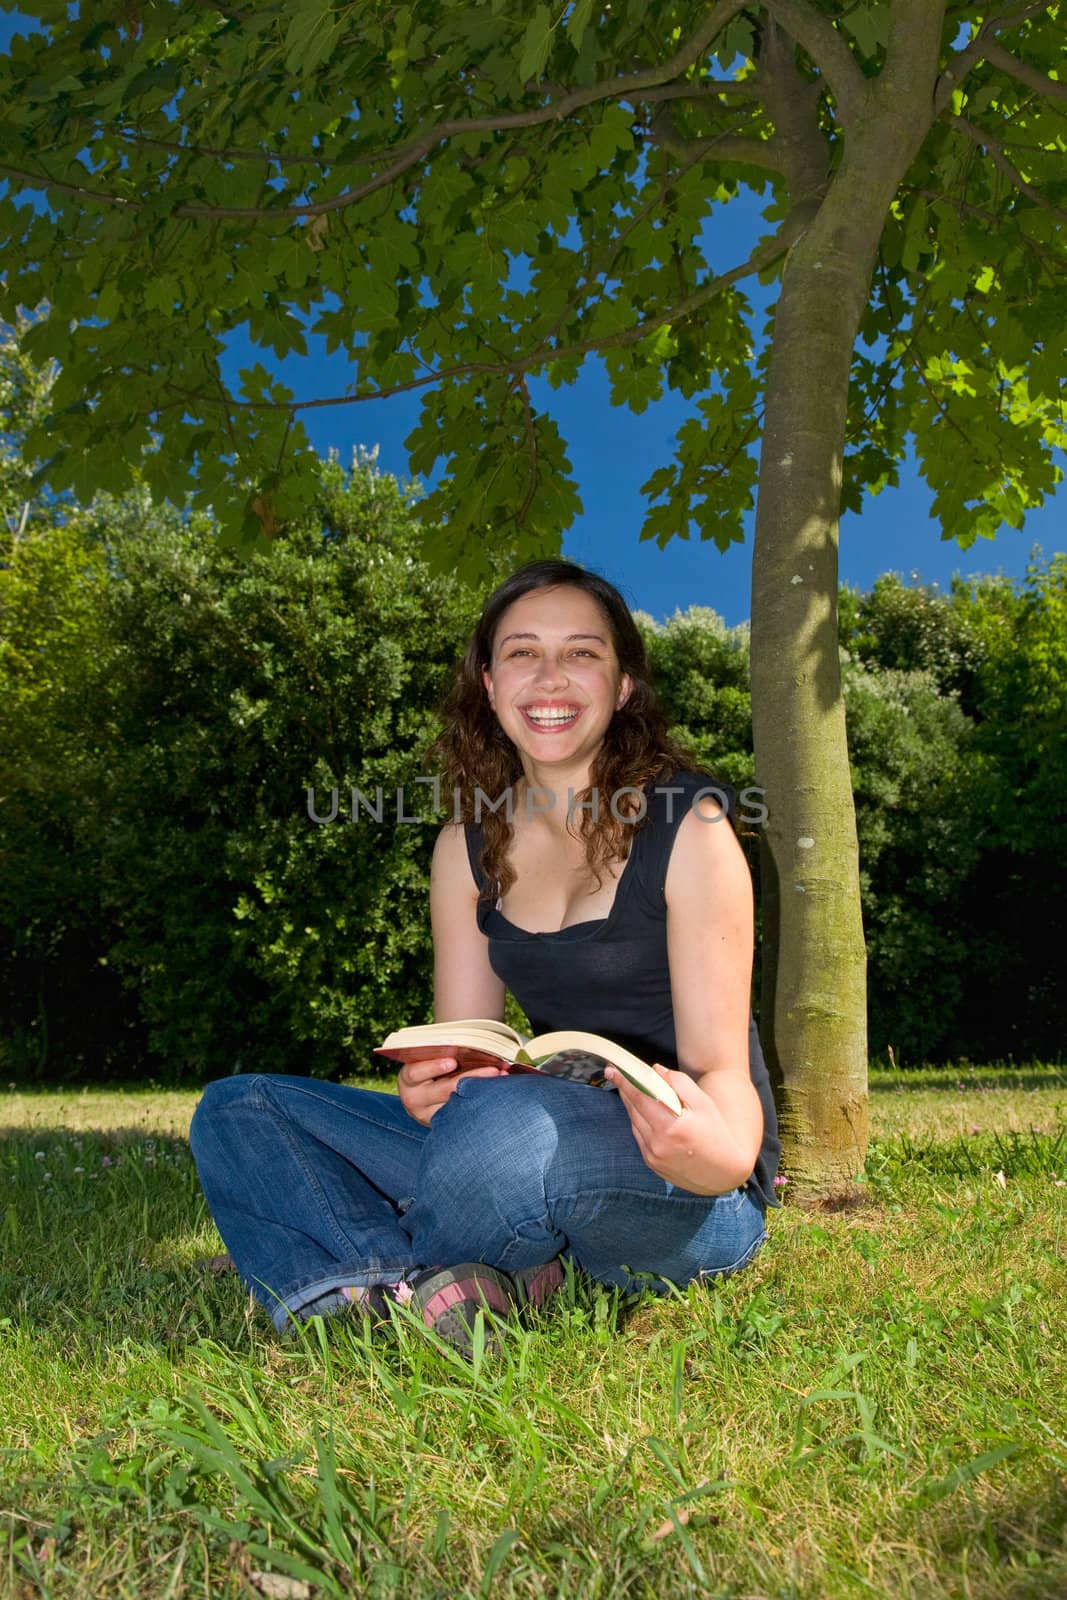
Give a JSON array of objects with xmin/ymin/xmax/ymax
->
[
  {"xmin": 509, "ymin": 1257, "xmax": 567, "ymax": 1315},
  {"xmin": 407, "ymin": 1263, "xmax": 517, "ymax": 1356}
]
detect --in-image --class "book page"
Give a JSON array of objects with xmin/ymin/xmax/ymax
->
[
  {"xmin": 399, "ymin": 1018, "xmax": 520, "ymax": 1042},
  {"xmin": 519, "ymin": 1031, "xmax": 682, "ymax": 1114},
  {"xmin": 381, "ymin": 1019, "xmax": 520, "ymax": 1048},
  {"xmin": 380, "ymin": 1028, "xmax": 520, "ymax": 1058}
]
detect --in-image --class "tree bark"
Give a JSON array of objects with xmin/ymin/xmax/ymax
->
[{"xmin": 750, "ymin": 7, "xmax": 946, "ymax": 1199}]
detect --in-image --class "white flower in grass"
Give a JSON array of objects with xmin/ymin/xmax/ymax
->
[{"xmin": 34, "ymin": 1151, "xmax": 45, "ymax": 1161}]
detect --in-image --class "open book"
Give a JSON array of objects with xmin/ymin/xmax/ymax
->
[{"xmin": 374, "ymin": 1019, "xmax": 683, "ymax": 1116}]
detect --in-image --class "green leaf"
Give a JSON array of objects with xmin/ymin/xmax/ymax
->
[
  {"xmin": 589, "ymin": 102, "xmax": 635, "ymax": 169},
  {"xmin": 839, "ymin": 4, "xmax": 889, "ymax": 59},
  {"xmin": 285, "ymin": 2, "xmax": 344, "ymax": 76},
  {"xmin": 143, "ymin": 275, "xmax": 181, "ymax": 314},
  {"xmin": 518, "ymin": 5, "xmax": 552, "ymax": 83},
  {"xmin": 120, "ymin": 58, "xmax": 181, "ymax": 108}
]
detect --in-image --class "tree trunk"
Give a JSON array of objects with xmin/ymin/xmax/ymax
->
[{"xmin": 750, "ymin": 62, "xmax": 940, "ymax": 1198}]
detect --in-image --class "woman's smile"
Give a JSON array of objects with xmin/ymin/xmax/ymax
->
[
  {"xmin": 482, "ymin": 586, "xmax": 632, "ymax": 769},
  {"xmin": 520, "ymin": 704, "xmax": 584, "ymax": 733}
]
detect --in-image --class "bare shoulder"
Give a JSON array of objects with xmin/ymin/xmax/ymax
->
[
  {"xmin": 431, "ymin": 820, "xmax": 476, "ymax": 889},
  {"xmin": 664, "ymin": 791, "xmax": 754, "ymax": 1073},
  {"xmin": 430, "ymin": 822, "xmax": 504, "ymax": 1020}
]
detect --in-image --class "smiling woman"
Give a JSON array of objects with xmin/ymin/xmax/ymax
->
[
  {"xmin": 189, "ymin": 558, "xmax": 780, "ymax": 1351},
  {"xmin": 480, "ymin": 586, "xmax": 632, "ymax": 813}
]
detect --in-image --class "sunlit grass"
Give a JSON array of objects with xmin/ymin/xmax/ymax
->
[{"xmin": 1, "ymin": 1068, "xmax": 1065, "ymax": 1598}]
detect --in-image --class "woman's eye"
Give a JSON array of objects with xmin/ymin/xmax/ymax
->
[{"xmin": 507, "ymin": 647, "xmax": 597, "ymax": 659}]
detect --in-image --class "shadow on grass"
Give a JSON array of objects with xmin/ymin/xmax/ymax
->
[
  {"xmin": 930, "ymin": 1469, "xmax": 1067, "ymax": 1600},
  {"xmin": 0, "ymin": 1122, "xmax": 250, "ymax": 1351},
  {"xmin": 870, "ymin": 1070, "xmax": 1067, "ymax": 1095}
]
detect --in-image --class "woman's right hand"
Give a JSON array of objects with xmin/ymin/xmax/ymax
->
[{"xmin": 397, "ymin": 1055, "xmax": 505, "ymax": 1127}]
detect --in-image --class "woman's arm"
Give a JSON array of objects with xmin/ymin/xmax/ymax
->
[
  {"xmin": 429, "ymin": 822, "xmax": 507, "ymax": 1022},
  {"xmin": 398, "ymin": 824, "xmax": 507, "ymax": 1127},
  {"xmin": 607, "ymin": 794, "xmax": 764, "ymax": 1194}
]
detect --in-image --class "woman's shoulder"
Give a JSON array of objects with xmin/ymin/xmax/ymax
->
[
  {"xmin": 449, "ymin": 816, "xmax": 503, "ymax": 901},
  {"xmin": 432, "ymin": 818, "xmax": 467, "ymax": 855},
  {"xmin": 432, "ymin": 821, "xmax": 484, "ymax": 895}
]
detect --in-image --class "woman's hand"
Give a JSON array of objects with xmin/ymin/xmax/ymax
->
[
  {"xmin": 397, "ymin": 1055, "xmax": 505, "ymax": 1128},
  {"xmin": 606, "ymin": 1063, "xmax": 758, "ymax": 1195}
]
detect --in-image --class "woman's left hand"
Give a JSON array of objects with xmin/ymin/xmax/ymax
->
[{"xmin": 606, "ymin": 1063, "xmax": 751, "ymax": 1196}]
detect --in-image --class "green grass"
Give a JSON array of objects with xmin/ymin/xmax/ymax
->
[{"xmin": 1, "ymin": 1069, "xmax": 1065, "ymax": 1599}]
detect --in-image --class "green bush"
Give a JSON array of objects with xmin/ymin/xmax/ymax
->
[
  {"xmin": 1, "ymin": 456, "xmax": 482, "ymax": 1081},
  {"xmin": 842, "ymin": 662, "xmax": 981, "ymax": 1062},
  {"xmin": 842, "ymin": 560, "xmax": 1066, "ymax": 1063},
  {"xmin": 638, "ymin": 605, "xmax": 755, "ymax": 791}
]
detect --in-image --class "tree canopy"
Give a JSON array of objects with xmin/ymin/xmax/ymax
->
[{"xmin": 0, "ymin": 3, "xmax": 1063, "ymax": 567}]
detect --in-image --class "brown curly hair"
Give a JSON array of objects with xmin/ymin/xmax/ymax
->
[{"xmin": 422, "ymin": 559, "xmax": 720, "ymax": 904}]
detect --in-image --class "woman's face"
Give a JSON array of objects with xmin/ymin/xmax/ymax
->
[{"xmin": 481, "ymin": 585, "xmax": 632, "ymax": 767}]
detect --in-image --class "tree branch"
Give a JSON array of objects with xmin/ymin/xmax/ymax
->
[
  {"xmin": 0, "ymin": 161, "xmax": 136, "ymax": 209},
  {"xmin": 983, "ymin": 39, "xmax": 1067, "ymax": 103},
  {"xmin": 536, "ymin": 127, "xmax": 775, "ymax": 355},
  {"xmin": 646, "ymin": 118, "xmax": 784, "ymax": 173},
  {"xmin": 760, "ymin": 0, "xmax": 866, "ymax": 123},
  {"xmin": 110, "ymin": 126, "xmax": 335, "ymax": 167},
  {"xmin": 86, "ymin": 82, "xmax": 760, "ymax": 179},
  {"xmin": 911, "ymin": 184, "xmax": 1064, "ymax": 273},
  {"xmin": 934, "ymin": 3, "xmax": 1053, "ymax": 114},
  {"xmin": 175, "ymin": 2, "xmax": 749, "ymax": 219},
  {"xmin": 950, "ymin": 112, "xmax": 1067, "ymax": 222},
  {"xmin": 514, "ymin": 377, "xmax": 539, "ymax": 527},
  {"xmin": 754, "ymin": 21, "xmax": 831, "ymax": 207},
  {"xmin": 630, "ymin": 80, "xmax": 761, "ymax": 104}
]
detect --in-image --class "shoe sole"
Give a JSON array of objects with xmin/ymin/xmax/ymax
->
[
  {"xmin": 409, "ymin": 1263, "xmax": 516, "ymax": 1355},
  {"xmin": 510, "ymin": 1257, "xmax": 566, "ymax": 1311}
]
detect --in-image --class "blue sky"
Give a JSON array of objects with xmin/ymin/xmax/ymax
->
[{"xmin": 3, "ymin": 11, "xmax": 1062, "ymax": 625}]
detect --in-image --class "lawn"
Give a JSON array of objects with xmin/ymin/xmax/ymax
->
[{"xmin": 1, "ymin": 1067, "xmax": 1065, "ymax": 1600}]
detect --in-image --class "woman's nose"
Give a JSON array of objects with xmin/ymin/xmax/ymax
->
[{"xmin": 533, "ymin": 653, "xmax": 568, "ymax": 688}]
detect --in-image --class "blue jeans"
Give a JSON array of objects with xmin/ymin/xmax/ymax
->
[{"xmin": 189, "ymin": 1072, "xmax": 769, "ymax": 1333}]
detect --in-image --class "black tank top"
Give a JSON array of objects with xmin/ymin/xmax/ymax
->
[{"xmin": 464, "ymin": 770, "xmax": 781, "ymax": 1206}]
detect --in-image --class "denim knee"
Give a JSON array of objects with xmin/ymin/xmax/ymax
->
[
  {"xmin": 403, "ymin": 1078, "xmax": 569, "ymax": 1268},
  {"xmin": 418, "ymin": 1076, "xmax": 562, "ymax": 1207},
  {"xmin": 189, "ymin": 1073, "xmax": 263, "ymax": 1162}
]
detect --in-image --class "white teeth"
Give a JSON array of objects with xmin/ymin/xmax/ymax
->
[{"xmin": 525, "ymin": 709, "xmax": 578, "ymax": 725}]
